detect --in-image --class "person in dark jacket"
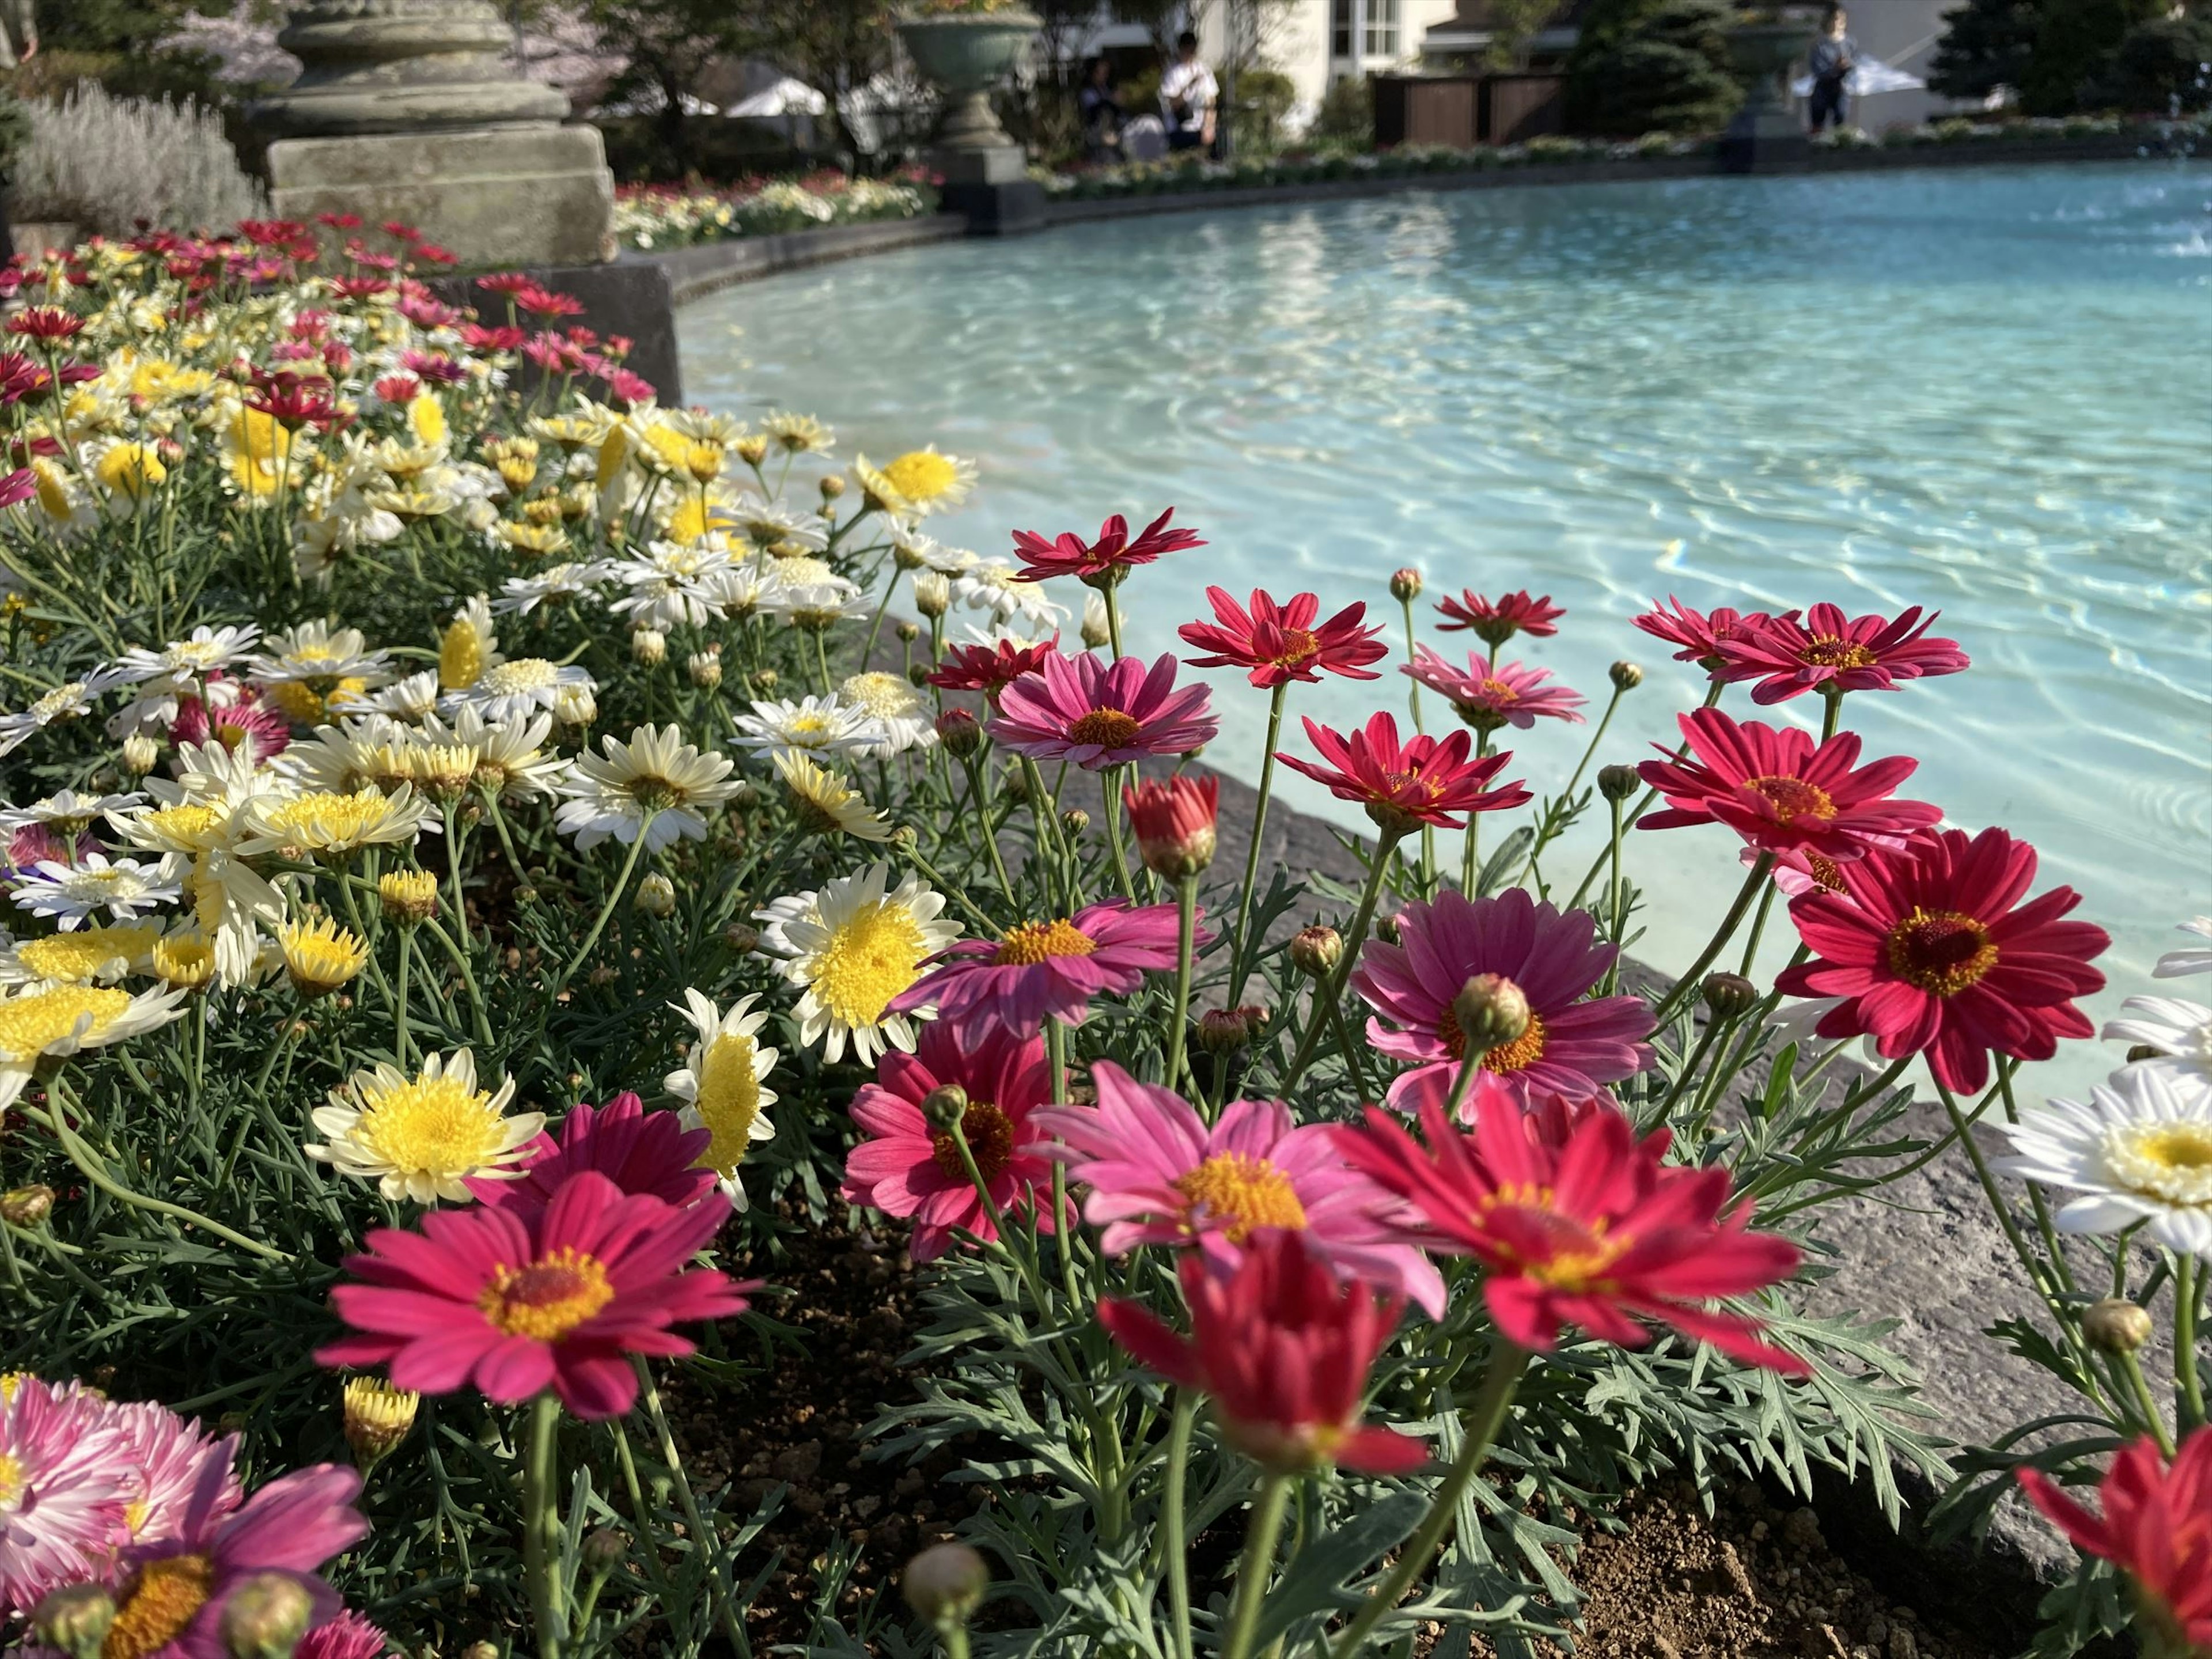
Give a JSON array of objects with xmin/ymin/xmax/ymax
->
[
  {"xmin": 1806, "ymin": 3, "xmax": 1857, "ymax": 133},
  {"xmin": 1078, "ymin": 55, "xmax": 1125, "ymax": 164}
]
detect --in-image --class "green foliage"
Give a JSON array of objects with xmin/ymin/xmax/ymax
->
[
  {"xmin": 2109, "ymin": 12, "xmax": 2212, "ymax": 110},
  {"xmin": 1929, "ymin": 0, "xmax": 2180, "ymax": 112},
  {"xmin": 1229, "ymin": 66, "xmax": 1297, "ymax": 152},
  {"xmin": 2022, "ymin": 0, "xmax": 2164, "ymax": 111},
  {"xmin": 1927, "ymin": 0, "xmax": 2044, "ymax": 101},
  {"xmin": 1565, "ymin": 0, "xmax": 1740, "ymax": 136},
  {"xmin": 1311, "ymin": 73, "xmax": 1374, "ymax": 143}
]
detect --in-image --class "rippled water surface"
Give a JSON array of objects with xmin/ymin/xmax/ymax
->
[{"xmin": 682, "ymin": 162, "xmax": 2212, "ymax": 1089}]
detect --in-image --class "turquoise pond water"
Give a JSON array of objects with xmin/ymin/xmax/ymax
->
[{"xmin": 681, "ymin": 161, "xmax": 2212, "ymax": 1093}]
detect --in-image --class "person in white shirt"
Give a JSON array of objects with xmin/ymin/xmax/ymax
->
[{"xmin": 1160, "ymin": 31, "xmax": 1218, "ymax": 154}]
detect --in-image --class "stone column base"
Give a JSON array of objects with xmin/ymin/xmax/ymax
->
[
  {"xmin": 268, "ymin": 124, "xmax": 615, "ymax": 268},
  {"xmin": 1718, "ymin": 107, "xmax": 1810, "ymax": 173},
  {"xmin": 932, "ymin": 143, "xmax": 1028, "ymax": 187}
]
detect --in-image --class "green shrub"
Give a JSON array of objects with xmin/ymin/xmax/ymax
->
[
  {"xmin": 1311, "ymin": 73, "xmax": 1373, "ymax": 143},
  {"xmin": 10, "ymin": 79, "xmax": 262, "ymax": 233},
  {"xmin": 1565, "ymin": 0, "xmax": 1740, "ymax": 137},
  {"xmin": 1229, "ymin": 65, "xmax": 1298, "ymax": 153},
  {"xmin": 2108, "ymin": 13, "xmax": 2212, "ymax": 111}
]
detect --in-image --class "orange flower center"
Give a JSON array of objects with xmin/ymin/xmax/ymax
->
[
  {"xmin": 1742, "ymin": 774, "xmax": 1835, "ymax": 823},
  {"xmin": 932, "ymin": 1098, "xmax": 1014, "ymax": 1182},
  {"xmin": 213, "ymin": 718, "xmax": 253, "ymax": 749},
  {"xmin": 1884, "ymin": 907, "xmax": 1998, "ymax": 997},
  {"xmin": 1481, "ymin": 1189, "xmax": 1631, "ymax": 1291},
  {"xmin": 1439, "ymin": 1008, "xmax": 1550, "ymax": 1072},
  {"xmin": 1172, "ymin": 1152, "xmax": 1308, "ymax": 1243},
  {"xmin": 1068, "ymin": 708, "xmax": 1142, "ymax": 748},
  {"xmin": 1270, "ymin": 628, "xmax": 1320, "ymax": 669},
  {"xmin": 478, "ymin": 1246, "xmax": 616, "ymax": 1341},
  {"xmin": 994, "ymin": 919, "xmax": 1098, "ymax": 965},
  {"xmin": 104, "ymin": 1554, "xmax": 214, "ymax": 1659},
  {"xmin": 1799, "ymin": 635, "xmax": 1877, "ymax": 669},
  {"xmin": 1478, "ymin": 678, "xmax": 1519, "ymax": 703},
  {"xmin": 1803, "ymin": 851, "xmax": 1846, "ymax": 892}
]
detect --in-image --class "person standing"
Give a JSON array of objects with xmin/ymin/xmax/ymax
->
[
  {"xmin": 1079, "ymin": 54, "xmax": 1126, "ymax": 163},
  {"xmin": 1160, "ymin": 30, "xmax": 1217, "ymax": 154},
  {"xmin": 1806, "ymin": 3, "xmax": 1857, "ymax": 134}
]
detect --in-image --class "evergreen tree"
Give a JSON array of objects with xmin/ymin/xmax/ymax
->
[{"xmin": 1565, "ymin": 0, "xmax": 1740, "ymax": 135}]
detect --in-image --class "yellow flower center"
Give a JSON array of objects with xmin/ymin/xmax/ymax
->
[
  {"xmin": 29, "ymin": 681, "xmax": 84, "ymax": 721},
  {"xmin": 1068, "ymin": 708, "xmax": 1142, "ymax": 749},
  {"xmin": 1172, "ymin": 1152, "xmax": 1308, "ymax": 1243},
  {"xmin": 480, "ymin": 658, "xmax": 558, "ymax": 696},
  {"xmin": 281, "ymin": 918, "xmax": 369, "ymax": 996},
  {"xmin": 692, "ymin": 1031, "xmax": 763, "ymax": 1173},
  {"xmin": 351, "ymin": 1074, "xmax": 511, "ymax": 1181},
  {"xmin": 932, "ymin": 1099, "xmax": 1014, "ymax": 1181},
  {"xmin": 812, "ymin": 903, "xmax": 931, "ymax": 1027},
  {"xmin": 94, "ymin": 443, "xmax": 166, "ymax": 499},
  {"xmin": 1270, "ymin": 628, "xmax": 1320, "ymax": 669},
  {"xmin": 844, "ymin": 672, "xmax": 918, "ymax": 718},
  {"xmin": 440, "ymin": 620, "xmax": 486, "ymax": 689},
  {"xmin": 2105, "ymin": 1122, "xmax": 2212, "ymax": 1207},
  {"xmin": 1743, "ymin": 775, "xmax": 1836, "ymax": 823},
  {"xmin": 32, "ymin": 462, "xmax": 72, "ymax": 521},
  {"xmin": 1438, "ymin": 1008, "xmax": 1550, "ymax": 1072},
  {"xmin": 663, "ymin": 498, "xmax": 715, "ymax": 543},
  {"xmin": 1799, "ymin": 635, "xmax": 1878, "ymax": 669},
  {"xmin": 153, "ymin": 936, "xmax": 214, "ymax": 988},
  {"xmin": 268, "ymin": 678, "xmax": 364, "ymax": 725},
  {"xmin": 141, "ymin": 803, "xmax": 224, "ymax": 847},
  {"xmin": 881, "ymin": 450, "xmax": 959, "ymax": 502},
  {"xmin": 478, "ymin": 1247, "xmax": 616, "ymax": 1341},
  {"xmin": 0, "ymin": 986, "xmax": 131, "ymax": 1058},
  {"xmin": 16, "ymin": 927, "xmax": 151, "ymax": 983},
  {"xmin": 407, "ymin": 393, "xmax": 448, "ymax": 448},
  {"xmin": 1803, "ymin": 851, "xmax": 1847, "ymax": 892},
  {"xmin": 1884, "ymin": 907, "xmax": 1998, "ymax": 997},
  {"xmin": 995, "ymin": 919, "xmax": 1097, "ymax": 966},
  {"xmin": 103, "ymin": 1554, "xmax": 214, "ymax": 1659},
  {"xmin": 0, "ymin": 1449, "xmax": 22, "ymax": 1510},
  {"xmin": 267, "ymin": 790, "xmax": 395, "ymax": 848}
]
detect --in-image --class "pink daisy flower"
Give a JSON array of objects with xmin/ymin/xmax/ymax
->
[
  {"xmin": 1353, "ymin": 887, "xmax": 1653, "ymax": 1111},
  {"xmin": 1176, "ymin": 587, "xmax": 1388, "ymax": 687},
  {"xmin": 1433, "ymin": 589, "xmax": 1563, "ymax": 645},
  {"xmin": 466, "ymin": 1091, "xmax": 717, "ymax": 1217},
  {"xmin": 989, "ymin": 650, "xmax": 1218, "ymax": 770},
  {"xmin": 1402, "ymin": 645, "xmax": 1585, "ymax": 732},
  {"xmin": 893, "ymin": 900, "xmax": 1201, "ymax": 1035},
  {"xmin": 1777, "ymin": 827, "xmax": 2108, "ymax": 1094},
  {"xmin": 0, "ymin": 1377, "xmax": 129, "ymax": 1615},
  {"xmin": 1631, "ymin": 597, "xmax": 1777, "ymax": 668},
  {"xmin": 169, "ymin": 680, "xmax": 291, "ymax": 765},
  {"xmin": 1635, "ymin": 708, "xmax": 1942, "ymax": 863},
  {"xmin": 99, "ymin": 1452, "xmax": 369, "ymax": 1659},
  {"xmin": 317, "ymin": 1170, "xmax": 755, "ymax": 1419},
  {"xmin": 1036, "ymin": 1062, "xmax": 1445, "ymax": 1316},
  {"xmin": 297, "ymin": 1611, "xmax": 395, "ymax": 1659},
  {"xmin": 1714, "ymin": 603, "xmax": 1969, "ymax": 704},
  {"xmin": 842, "ymin": 1020, "xmax": 1060, "ymax": 1261},
  {"xmin": 1275, "ymin": 711, "xmax": 1530, "ymax": 834},
  {"xmin": 107, "ymin": 1399, "xmax": 242, "ymax": 1553},
  {"xmin": 925, "ymin": 634, "xmax": 1059, "ymax": 699}
]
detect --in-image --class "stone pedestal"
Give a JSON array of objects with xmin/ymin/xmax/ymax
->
[
  {"xmin": 1718, "ymin": 14, "xmax": 1815, "ymax": 173},
  {"xmin": 268, "ymin": 125, "xmax": 617, "ymax": 268}
]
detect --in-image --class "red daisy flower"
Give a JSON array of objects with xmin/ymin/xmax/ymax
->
[
  {"xmin": 1632, "ymin": 596, "xmax": 1777, "ymax": 668},
  {"xmin": 1009, "ymin": 507, "xmax": 1203, "ymax": 586},
  {"xmin": 1635, "ymin": 707, "xmax": 1942, "ymax": 862},
  {"xmin": 6, "ymin": 307, "xmax": 84, "ymax": 342},
  {"xmin": 0, "ymin": 468, "xmax": 35, "ymax": 511},
  {"xmin": 1121, "ymin": 771, "xmax": 1218, "ymax": 877},
  {"xmin": 989, "ymin": 650, "xmax": 1218, "ymax": 770},
  {"xmin": 842, "ymin": 1020, "xmax": 1059, "ymax": 1261},
  {"xmin": 1403, "ymin": 646, "xmax": 1585, "ymax": 732},
  {"xmin": 1334, "ymin": 1088, "xmax": 1803, "ymax": 1369},
  {"xmin": 1775, "ymin": 826, "xmax": 2109, "ymax": 1094},
  {"xmin": 1276, "ymin": 710, "xmax": 1530, "ymax": 834},
  {"xmin": 1434, "ymin": 589, "xmax": 1563, "ymax": 645},
  {"xmin": 925, "ymin": 634, "xmax": 1059, "ymax": 698},
  {"xmin": 317, "ymin": 1170, "xmax": 754, "ymax": 1419},
  {"xmin": 2018, "ymin": 1430, "xmax": 2211, "ymax": 1654},
  {"xmin": 467, "ymin": 1091, "xmax": 717, "ymax": 1218},
  {"xmin": 892, "ymin": 900, "xmax": 1202, "ymax": 1035},
  {"xmin": 1096, "ymin": 1228, "xmax": 1428, "ymax": 1476},
  {"xmin": 1177, "ymin": 587, "xmax": 1388, "ymax": 687},
  {"xmin": 244, "ymin": 369, "xmax": 339, "ymax": 431},
  {"xmin": 1714, "ymin": 603, "xmax": 1969, "ymax": 704}
]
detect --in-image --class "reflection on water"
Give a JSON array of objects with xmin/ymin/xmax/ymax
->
[{"xmin": 681, "ymin": 162, "xmax": 2212, "ymax": 1093}]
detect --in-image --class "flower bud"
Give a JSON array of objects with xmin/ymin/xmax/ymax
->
[
  {"xmin": 343, "ymin": 1376, "xmax": 419, "ymax": 1466},
  {"xmin": 730, "ymin": 780, "xmax": 760, "ymax": 811},
  {"xmin": 1195, "ymin": 1007, "xmax": 1257, "ymax": 1054},
  {"xmin": 1451, "ymin": 974, "xmax": 1530, "ymax": 1058},
  {"xmin": 913, "ymin": 570, "xmax": 951, "ymax": 618},
  {"xmin": 903, "ymin": 1542, "xmax": 989, "ymax": 1630},
  {"xmin": 936, "ymin": 708, "xmax": 981, "ymax": 757},
  {"xmin": 582, "ymin": 1528, "xmax": 629, "ymax": 1575},
  {"xmin": 463, "ymin": 1645, "xmax": 500, "ymax": 1659},
  {"xmin": 735, "ymin": 434, "xmax": 770, "ymax": 467},
  {"xmin": 218, "ymin": 1571, "xmax": 314, "ymax": 1659},
  {"xmin": 33, "ymin": 1584, "xmax": 115, "ymax": 1659},
  {"xmin": 1702, "ymin": 972, "xmax": 1758, "ymax": 1020},
  {"xmin": 820, "ymin": 474, "xmax": 846, "ymax": 500},
  {"xmin": 1, "ymin": 1183, "xmax": 55, "ymax": 1227},
  {"xmin": 378, "ymin": 868, "xmax": 440, "ymax": 926},
  {"xmin": 552, "ymin": 682, "xmax": 596, "ymax": 727},
  {"xmin": 1002, "ymin": 766, "xmax": 1030, "ymax": 802},
  {"xmin": 921, "ymin": 1083, "xmax": 969, "ymax": 1131},
  {"xmin": 1389, "ymin": 567, "xmax": 1423, "ymax": 602},
  {"xmin": 907, "ymin": 662, "xmax": 931, "ymax": 688},
  {"xmin": 2126, "ymin": 1043, "xmax": 2164, "ymax": 1065},
  {"xmin": 1375, "ymin": 910, "xmax": 1402, "ymax": 943},
  {"xmin": 896, "ymin": 620, "xmax": 921, "ymax": 644},
  {"xmin": 1596, "ymin": 764, "xmax": 1639, "ymax": 802},
  {"xmin": 1609, "ymin": 660, "xmax": 1643, "ymax": 691},
  {"xmin": 630, "ymin": 627, "xmax": 667, "ymax": 666},
  {"xmin": 687, "ymin": 649, "xmax": 722, "ymax": 690},
  {"xmin": 1290, "ymin": 926, "xmax": 1343, "ymax": 978},
  {"xmin": 2083, "ymin": 1298, "xmax": 2153, "ymax": 1355},
  {"xmin": 634, "ymin": 872, "xmax": 677, "ymax": 918},
  {"xmin": 723, "ymin": 922, "xmax": 759, "ymax": 955},
  {"xmin": 751, "ymin": 668, "xmax": 779, "ymax": 694},
  {"xmin": 893, "ymin": 540, "xmax": 929, "ymax": 571},
  {"xmin": 1123, "ymin": 773, "xmax": 1218, "ymax": 879},
  {"xmin": 1080, "ymin": 594, "xmax": 1113, "ymax": 649},
  {"xmin": 121, "ymin": 731, "xmax": 160, "ymax": 775},
  {"xmin": 1059, "ymin": 805, "xmax": 1091, "ymax": 838}
]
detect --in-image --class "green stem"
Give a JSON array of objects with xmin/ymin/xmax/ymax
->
[
  {"xmin": 1329, "ymin": 1342, "xmax": 1531, "ymax": 1659},
  {"xmin": 960, "ymin": 755, "xmax": 1017, "ymax": 904},
  {"xmin": 1103, "ymin": 767, "xmax": 1139, "ymax": 903},
  {"xmin": 2115, "ymin": 1349, "xmax": 2176, "ymax": 1456},
  {"xmin": 1165, "ymin": 876, "xmax": 1199, "ymax": 1090},
  {"xmin": 1280, "ymin": 827, "xmax": 1406, "ymax": 1094},
  {"xmin": 1163, "ymin": 1392, "xmax": 1198, "ymax": 1659},
  {"xmin": 1219, "ymin": 1474, "xmax": 1292, "ymax": 1659},
  {"xmin": 556, "ymin": 820, "xmax": 654, "ymax": 988},
  {"xmin": 1648, "ymin": 854, "xmax": 1774, "ymax": 1027},
  {"xmin": 1400, "ymin": 594, "xmax": 1424, "ymax": 733},
  {"xmin": 1566, "ymin": 678, "xmax": 1726, "ymax": 911},
  {"xmin": 441, "ymin": 804, "xmax": 472, "ymax": 950},
  {"xmin": 39, "ymin": 1092, "xmax": 287, "ymax": 1263},
  {"xmin": 1737, "ymin": 879, "xmax": 1780, "ymax": 978},
  {"xmin": 1226, "ymin": 682, "xmax": 1288, "ymax": 1005},
  {"xmin": 2176, "ymin": 1255, "xmax": 2206, "ymax": 1434},
  {"xmin": 632, "ymin": 1356, "xmax": 752, "ymax": 1656},
  {"xmin": 522, "ymin": 1392, "xmax": 566, "ymax": 1659},
  {"xmin": 393, "ymin": 927, "xmax": 413, "ymax": 1066}
]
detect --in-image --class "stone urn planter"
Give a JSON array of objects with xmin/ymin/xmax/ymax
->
[
  {"xmin": 1719, "ymin": 6, "xmax": 1819, "ymax": 171},
  {"xmin": 896, "ymin": 9, "xmax": 1040, "ymax": 183}
]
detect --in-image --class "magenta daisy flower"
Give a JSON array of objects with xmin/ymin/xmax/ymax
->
[
  {"xmin": 1714, "ymin": 603, "xmax": 1969, "ymax": 704},
  {"xmin": 1433, "ymin": 589, "xmax": 1563, "ymax": 645},
  {"xmin": 466, "ymin": 1090, "xmax": 717, "ymax": 1217},
  {"xmin": 892, "ymin": 900, "xmax": 1202, "ymax": 1035},
  {"xmin": 1353, "ymin": 887, "xmax": 1653, "ymax": 1111},
  {"xmin": 317, "ymin": 1170, "xmax": 755, "ymax": 1419},
  {"xmin": 842, "ymin": 1019, "xmax": 1060, "ymax": 1260},
  {"xmin": 1009, "ymin": 507, "xmax": 1203, "ymax": 585},
  {"xmin": 0, "ymin": 1377, "xmax": 129, "ymax": 1614},
  {"xmin": 988, "ymin": 650, "xmax": 1218, "ymax": 770},
  {"xmin": 1777, "ymin": 827, "xmax": 2108, "ymax": 1094},
  {"xmin": 99, "ymin": 1453, "xmax": 369, "ymax": 1659},
  {"xmin": 169, "ymin": 681, "xmax": 291, "ymax": 765},
  {"xmin": 1403, "ymin": 646, "xmax": 1585, "ymax": 732},
  {"xmin": 1631, "ymin": 597, "xmax": 1776, "ymax": 668},
  {"xmin": 1177, "ymin": 588, "xmax": 1389, "ymax": 687},
  {"xmin": 1035, "ymin": 1062, "xmax": 1445, "ymax": 1316},
  {"xmin": 1275, "ymin": 711, "xmax": 1530, "ymax": 834},
  {"xmin": 1635, "ymin": 708, "xmax": 1942, "ymax": 863},
  {"xmin": 297, "ymin": 1611, "xmax": 395, "ymax": 1659}
]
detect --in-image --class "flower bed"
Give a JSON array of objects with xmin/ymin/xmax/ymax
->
[
  {"xmin": 613, "ymin": 172, "xmax": 940, "ymax": 251},
  {"xmin": 0, "ymin": 221, "xmax": 2206, "ymax": 1659}
]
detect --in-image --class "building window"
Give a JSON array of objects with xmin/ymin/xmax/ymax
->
[
  {"xmin": 1331, "ymin": 0, "xmax": 1353, "ymax": 58},
  {"xmin": 1362, "ymin": 0, "xmax": 1397, "ymax": 57}
]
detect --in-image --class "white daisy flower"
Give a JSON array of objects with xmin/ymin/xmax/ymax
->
[
  {"xmin": 729, "ymin": 695, "xmax": 878, "ymax": 763},
  {"xmin": 753, "ymin": 862, "xmax": 960, "ymax": 1065},
  {"xmin": 113, "ymin": 624, "xmax": 262, "ymax": 694},
  {"xmin": 331, "ymin": 669, "xmax": 442, "ymax": 722},
  {"xmin": 0, "ymin": 921, "xmax": 162, "ymax": 988},
  {"xmin": 607, "ymin": 541, "xmax": 745, "ymax": 631},
  {"xmin": 0, "ymin": 982, "xmax": 188, "ymax": 1116},
  {"xmin": 2105, "ymin": 995, "xmax": 2212, "ymax": 1089},
  {"xmin": 0, "ymin": 665, "xmax": 130, "ymax": 758},
  {"xmin": 722, "ymin": 497, "xmax": 829, "ymax": 554},
  {"xmin": 12, "ymin": 854, "xmax": 181, "ymax": 929},
  {"xmin": 2155, "ymin": 917, "xmax": 2212, "ymax": 980},
  {"xmin": 235, "ymin": 785, "xmax": 434, "ymax": 858},
  {"xmin": 555, "ymin": 723, "xmax": 739, "ymax": 851},
  {"xmin": 774, "ymin": 752, "xmax": 893, "ymax": 842},
  {"xmin": 664, "ymin": 988, "xmax": 779, "ymax": 1209},
  {"xmin": 251, "ymin": 621, "xmax": 393, "ymax": 725},
  {"xmin": 759, "ymin": 581, "xmax": 873, "ymax": 630},
  {"xmin": 306, "ymin": 1048, "xmax": 544, "ymax": 1205},
  {"xmin": 493, "ymin": 560, "xmax": 618, "ymax": 616},
  {"xmin": 1998, "ymin": 1066, "xmax": 2212, "ymax": 1259},
  {"xmin": 839, "ymin": 672, "xmax": 935, "ymax": 757},
  {"xmin": 955, "ymin": 559, "xmax": 1066, "ymax": 632},
  {"xmin": 439, "ymin": 657, "xmax": 596, "ymax": 724},
  {"xmin": 422, "ymin": 707, "xmax": 566, "ymax": 802},
  {"xmin": 0, "ymin": 790, "xmax": 146, "ymax": 837}
]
